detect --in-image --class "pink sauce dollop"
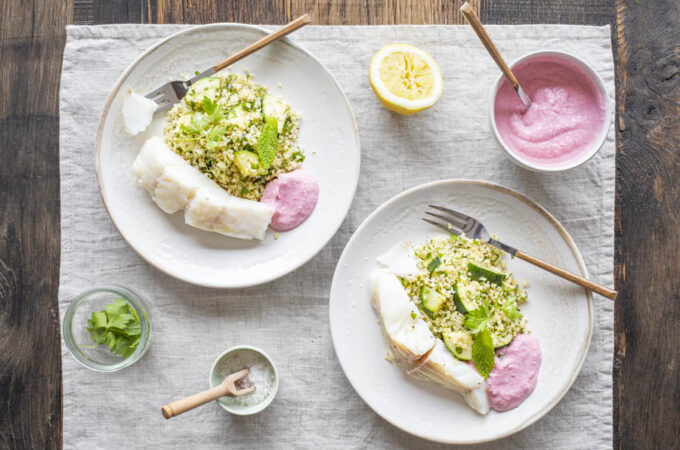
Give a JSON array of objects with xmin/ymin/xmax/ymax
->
[
  {"xmin": 260, "ymin": 170, "xmax": 319, "ymax": 231},
  {"xmin": 486, "ymin": 333, "xmax": 542, "ymax": 412},
  {"xmin": 494, "ymin": 55, "xmax": 606, "ymax": 167}
]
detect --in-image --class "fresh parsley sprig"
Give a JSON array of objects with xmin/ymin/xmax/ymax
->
[
  {"xmin": 178, "ymin": 96, "xmax": 226, "ymax": 150},
  {"xmin": 86, "ymin": 298, "xmax": 141, "ymax": 359}
]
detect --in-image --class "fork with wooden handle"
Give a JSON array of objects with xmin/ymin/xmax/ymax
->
[
  {"xmin": 146, "ymin": 13, "xmax": 312, "ymax": 114},
  {"xmin": 161, "ymin": 368, "xmax": 255, "ymax": 419},
  {"xmin": 424, "ymin": 204, "xmax": 617, "ymax": 300}
]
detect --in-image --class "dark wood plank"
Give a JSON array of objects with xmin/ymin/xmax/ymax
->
[
  {"xmin": 6, "ymin": 0, "xmax": 675, "ymax": 448},
  {"xmin": 0, "ymin": 0, "xmax": 71, "ymax": 448},
  {"xmin": 613, "ymin": 1, "xmax": 680, "ymax": 448}
]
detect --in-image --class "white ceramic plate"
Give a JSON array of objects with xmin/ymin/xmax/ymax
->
[
  {"xmin": 96, "ymin": 24, "xmax": 360, "ymax": 288},
  {"xmin": 329, "ymin": 180, "xmax": 593, "ymax": 444}
]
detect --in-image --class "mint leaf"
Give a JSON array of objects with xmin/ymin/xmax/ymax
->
[
  {"xmin": 257, "ymin": 116, "xmax": 278, "ymax": 170},
  {"xmin": 472, "ymin": 328, "xmax": 495, "ymax": 379},
  {"xmin": 427, "ymin": 257, "xmax": 442, "ymax": 275}
]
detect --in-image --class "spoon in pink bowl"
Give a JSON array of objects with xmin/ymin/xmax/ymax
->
[{"xmin": 460, "ymin": 2, "xmax": 531, "ymax": 108}]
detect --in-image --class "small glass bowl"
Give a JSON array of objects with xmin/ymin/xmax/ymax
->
[{"xmin": 63, "ymin": 285, "xmax": 152, "ymax": 372}]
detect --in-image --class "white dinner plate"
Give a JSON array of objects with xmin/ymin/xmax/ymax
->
[
  {"xmin": 329, "ymin": 180, "xmax": 593, "ymax": 444},
  {"xmin": 96, "ymin": 24, "xmax": 360, "ymax": 288}
]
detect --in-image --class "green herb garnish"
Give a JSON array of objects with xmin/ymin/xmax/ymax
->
[
  {"xmin": 427, "ymin": 257, "xmax": 442, "ymax": 275},
  {"xmin": 86, "ymin": 298, "xmax": 141, "ymax": 358},
  {"xmin": 463, "ymin": 298, "xmax": 496, "ymax": 378},
  {"xmin": 256, "ymin": 115, "xmax": 278, "ymax": 170},
  {"xmin": 291, "ymin": 151, "xmax": 305, "ymax": 162},
  {"xmin": 472, "ymin": 328, "xmax": 495, "ymax": 379},
  {"xmin": 502, "ymin": 299, "xmax": 523, "ymax": 319}
]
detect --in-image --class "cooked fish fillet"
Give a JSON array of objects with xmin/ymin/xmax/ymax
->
[
  {"xmin": 376, "ymin": 241, "xmax": 420, "ymax": 276},
  {"xmin": 370, "ymin": 267, "xmax": 490, "ymax": 415},
  {"xmin": 369, "ymin": 269, "xmax": 435, "ymax": 370},
  {"xmin": 409, "ymin": 340, "xmax": 489, "ymax": 415},
  {"xmin": 133, "ymin": 137, "xmax": 274, "ymax": 240}
]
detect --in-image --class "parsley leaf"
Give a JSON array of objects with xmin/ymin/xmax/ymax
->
[
  {"xmin": 191, "ymin": 112, "xmax": 210, "ymax": 131},
  {"xmin": 464, "ymin": 298, "xmax": 491, "ymax": 334},
  {"xmin": 502, "ymin": 299, "xmax": 523, "ymax": 320},
  {"xmin": 201, "ymin": 96, "xmax": 223, "ymax": 123},
  {"xmin": 427, "ymin": 257, "xmax": 442, "ymax": 275},
  {"xmin": 257, "ymin": 115, "xmax": 278, "ymax": 170},
  {"xmin": 472, "ymin": 328, "xmax": 495, "ymax": 379},
  {"xmin": 208, "ymin": 125, "xmax": 227, "ymax": 141},
  {"xmin": 85, "ymin": 298, "xmax": 142, "ymax": 359},
  {"xmin": 464, "ymin": 309, "xmax": 489, "ymax": 334}
]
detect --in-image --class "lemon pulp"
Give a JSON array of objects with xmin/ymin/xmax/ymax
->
[
  {"xmin": 369, "ymin": 44, "xmax": 442, "ymax": 115},
  {"xmin": 378, "ymin": 51, "xmax": 436, "ymax": 101}
]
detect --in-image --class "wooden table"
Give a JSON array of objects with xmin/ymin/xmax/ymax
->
[{"xmin": 1, "ymin": 1, "xmax": 678, "ymax": 448}]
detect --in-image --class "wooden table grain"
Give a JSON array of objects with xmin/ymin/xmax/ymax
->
[{"xmin": 1, "ymin": 1, "xmax": 678, "ymax": 448}]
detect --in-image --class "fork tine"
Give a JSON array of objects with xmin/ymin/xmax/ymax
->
[
  {"xmin": 422, "ymin": 218, "xmax": 462, "ymax": 236},
  {"xmin": 145, "ymin": 88, "xmax": 165, "ymax": 100},
  {"xmin": 425, "ymin": 211, "xmax": 466, "ymax": 229},
  {"xmin": 428, "ymin": 204, "xmax": 470, "ymax": 222}
]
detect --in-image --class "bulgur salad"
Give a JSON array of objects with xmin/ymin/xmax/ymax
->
[
  {"xmin": 126, "ymin": 70, "xmax": 319, "ymax": 240},
  {"xmin": 370, "ymin": 234, "xmax": 542, "ymax": 414},
  {"xmin": 163, "ymin": 72, "xmax": 305, "ymax": 201},
  {"xmin": 402, "ymin": 234, "xmax": 528, "ymax": 359}
]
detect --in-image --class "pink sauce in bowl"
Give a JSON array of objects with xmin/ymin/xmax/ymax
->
[{"xmin": 492, "ymin": 52, "xmax": 609, "ymax": 171}]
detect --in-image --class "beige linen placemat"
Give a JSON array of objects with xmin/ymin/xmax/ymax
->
[{"xmin": 60, "ymin": 24, "xmax": 614, "ymax": 449}]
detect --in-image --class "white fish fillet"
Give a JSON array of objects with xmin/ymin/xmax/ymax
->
[
  {"xmin": 122, "ymin": 90, "xmax": 157, "ymax": 135},
  {"xmin": 409, "ymin": 340, "xmax": 489, "ymax": 415},
  {"xmin": 376, "ymin": 241, "xmax": 420, "ymax": 277},
  {"xmin": 132, "ymin": 137, "xmax": 274, "ymax": 240},
  {"xmin": 369, "ymin": 267, "xmax": 490, "ymax": 415},
  {"xmin": 369, "ymin": 269, "xmax": 435, "ymax": 369}
]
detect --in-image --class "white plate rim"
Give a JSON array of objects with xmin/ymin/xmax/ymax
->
[
  {"xmin": 95, "ymin": 23, "xmax": 361, "ymax": 288},
  {"xmin": 329, "ymin": 179, "xmax": 594, "ymax": 444}
]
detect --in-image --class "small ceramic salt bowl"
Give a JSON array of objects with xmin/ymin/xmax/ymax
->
[{"xmin": 209, "ymin": 345, "xmax": 279, "ymax": 415}]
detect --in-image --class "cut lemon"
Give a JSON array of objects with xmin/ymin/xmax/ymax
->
[{"xmin": 369, "ymin": 44, "xmax": 443, "ymax": 115}]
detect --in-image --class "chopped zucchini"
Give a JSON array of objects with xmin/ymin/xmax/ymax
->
[
  {"xmin": 420, "ymin": 286, "xmax": 445, "ymax": 318},
  {"xmin": 443, "ymin": 330, "xmax": 473, "ymax": 361},
  {"xmin": 453, "ymin": 282, "xmax": 476, "ymax": 314},
  {"xmin": 493, "ymin": 332, "xmax": 514, "ymax": 349},
  {"xmin": 185, "ymin": 77, "xmax": 221, "ymax": 106},
  {"xmin": 233, "ymin": 151, "xmax": 260, "ymax": 177},
  {"xmin": 467, "ymin": 262, "xmax": 506, "ymax": 285},
  {"xmin": 261, "ymin": 94, "xmax": 289, "ymax": 134}
]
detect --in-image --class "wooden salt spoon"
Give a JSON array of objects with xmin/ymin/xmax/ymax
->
[
  {"xmin": 460, "ymin": 2, "xmax": 532, "ymax": 108},
  {"xmin": 161, "ymin": 368, "xmax": 255, "ymax": 419}
]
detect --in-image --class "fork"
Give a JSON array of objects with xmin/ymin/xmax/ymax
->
[
  {"xmin": 161, "ymin": 368, "xmax": 255, "ymax": 419},
  {"xmin": 146, "ymin": 14, "xmax": 311, "ymax": 115},
  {"xmin": 424, "ymin": 205, "xmax": 617, "ymax": 300}
]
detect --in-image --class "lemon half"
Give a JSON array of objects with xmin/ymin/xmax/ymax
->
[{"xmin": 369, "ymin": 44, "xmax": 443, "ymax": 115}]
